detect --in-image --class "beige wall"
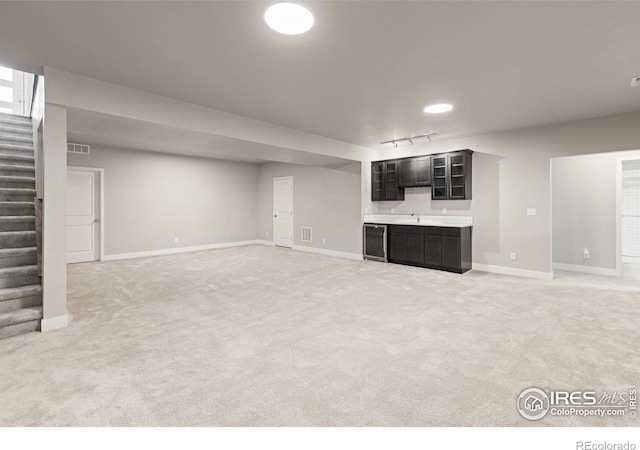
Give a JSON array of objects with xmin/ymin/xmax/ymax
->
[
  {"xmin": 68, "ymin": 146, "xmax": 260, "ymax": 256},
  {"xmin": 552, "ymin": 150, "xmax": 640, "ymax": 271},
  {"xmin": 68, "ymin": 150, "xmax": 362, "ymax": 258},
  {"xmin": 258, "ymin": 162, "xmax": 362, "ymax": 256},
  {"xmin": 552, "ymin": 153, "xmax": 617, "ymax": 270}
]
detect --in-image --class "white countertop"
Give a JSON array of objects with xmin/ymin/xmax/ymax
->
[{"xmin": 364, "ymin": 214, "xmax": 473, "ymax": 228}]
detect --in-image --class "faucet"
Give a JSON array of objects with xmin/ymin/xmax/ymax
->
[{"xmin": 411, "ymin": 212, "xmax": 421, "ymax": 223}]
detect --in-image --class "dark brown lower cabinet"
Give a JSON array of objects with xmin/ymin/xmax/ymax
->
[
  {"xmin": 424, "ymin": 234, "xmax": 443, "ymax": 267},
  {"xmin": 442, "ymin": 236, "xmax": 461, "ymax": 269},
  {"xmin": 389, "ymin": 231, "xmax": 407, "ymax": 261},
  {"xmin": 388, "ymin": 225, "xmax": 472, "ymax": 274}
]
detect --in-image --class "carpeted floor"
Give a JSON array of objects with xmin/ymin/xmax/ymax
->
[{"xmin": 0, "ymin": 245, "xmax": 638, "ymax": 426}]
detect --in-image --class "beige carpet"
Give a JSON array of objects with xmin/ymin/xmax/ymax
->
[{"xmin": 0, "ymin": 245, "xmax": 638, "ymax": 426}]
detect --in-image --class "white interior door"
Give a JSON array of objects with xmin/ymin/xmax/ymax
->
[
  {"xmin": 273, "ymin": 177, "xmax": 293, "ymax": 248},
  {"xmin": 67, "ymin": 168, "xmax": 101, "ymax": 263}
]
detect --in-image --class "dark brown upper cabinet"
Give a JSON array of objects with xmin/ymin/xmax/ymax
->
[
  {"xmin": 372, "ymin": 150, "xmax": 471, "ymax": 201},
  {"xmin": 371, "ymin": 162, "xmax": 384, "ymax": 201},
  {"xmin": 371, "ymin": 160, "xmax": 405, "ymax": 201},
  {"xmin": 431, "ymin": 149, "xmax": 473, "ymax": 200},
  {"xmin": 398, "ymin": 156, "xmax": 431, "ymax": 188}
]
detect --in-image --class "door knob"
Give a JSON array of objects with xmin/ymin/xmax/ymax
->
[{"xmin": 274, "ymin": 214, "xmax": 277, "ymax": 218}]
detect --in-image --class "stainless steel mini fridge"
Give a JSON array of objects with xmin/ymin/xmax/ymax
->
[{"xmin": 363, "ymin": 224, "xmax": 387, "ymax": 262}]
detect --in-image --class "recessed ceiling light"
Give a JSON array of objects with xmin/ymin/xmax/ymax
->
[
  {"xmin": 424, "ymin": 103, "xmax": 453, "ymax": 114},
  {"xmin": 265, "ymin": 2, "xmax": 314, "ymax": 35}
]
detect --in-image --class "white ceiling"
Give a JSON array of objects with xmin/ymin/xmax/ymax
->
[{"xmin": 2, "ymin": 1, "xmax": 640, "ymax": 150}]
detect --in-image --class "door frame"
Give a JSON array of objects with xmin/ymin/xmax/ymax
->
[
  {"xmin": 273, "ymin": 176, "xmax": 293, "ymax": 248},
  {"xmin": 67, "ymin": 166, "xmax": 105, "ymax": 262}
]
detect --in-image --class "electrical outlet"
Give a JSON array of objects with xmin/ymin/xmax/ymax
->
[
  {"xmin": 265, "ymin": 231, "xmax": 269, "ymax": 237},
  {"xmin": 527, "ymin": 208, "xmax": 537, "ymax": 216},
  {"xmin": 322, "ymin": 238, "xmax": 326, "ymax": 245},
  {"xmin": 510, "ymin": 252, "xmax": 517, "ymax": 261},
  {"xmin": 174, "ymin": 237, "xmax": 179, "ymax": 244},
  {"xmin": 442, "ymin": 208, "xmax": 447, "ymax": 214},
  {"xmin": 583, "ymin": 248, "xmax": 590, "ymax": 259}
]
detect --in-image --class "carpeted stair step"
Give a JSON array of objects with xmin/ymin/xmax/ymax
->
[
  {"xmin": 0, "ymin": 124, "xmax": 30, "ymax": 136},
  {"xmin": 0, "ymin": 231, "xmax": 37, "ymax": 249},
  {"xmin": 0, "ymin": 123, "xmax": 32, "ymax": 135},
  {"xmin": 0, "ymin": 319, "xmax": 40, "ymax": 339},
  {"xmin": 0, "ymin": 164, "xmax": 35, "ymax": 178},
  {"xmin": 0, "ymin": 132, "xmax": 33, "ymax": 145},
  {"xmin": 0, "ymin": 176, "xmax": 36, "ymax": 189},
  {"xmin": 0, "ymin": 265, "xmax": 39, "ymax": 289},
  {"xmin": 0, "ymin": 113, "xmax": 31, "ymax": 128},
  {"xmin": 0, "ymin": 216, "xmax": 36, "ymax": 232},
  {"xmin": 0, "ymin": 247, "xmax": 37, "ymax": 268},
  {"xmin": 0, "ymin": 143, "xmax": 33, "ymax": 156},
  {"xmin": 0, "ymin": 285, "xmax": 42, "ymax": 313},
  {"xmin": 0, "ymin": 112, "xmax": 31, "ymax": 122},
  {"xmin": 0, "ymin": 139, "xmax": 33, "ymax": 148},
  {"xmin": 0, "ymin": 306, "xmax": 42, "ymax": 339},
  {"xmin": 0, "ymin": 188, "xmax": 36, "ymax": 202},
  {"xmin": 0, "ymin": 153, "xmax": 35, "ymax": 167},
  {"xmin": 0, "ymin": 201, "xmax": 35, "ymax": 216},
  {"xmin": 0, "ymin": 306, "xmax": 41, "ymax": 327}
]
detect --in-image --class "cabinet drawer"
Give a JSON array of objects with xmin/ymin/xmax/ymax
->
[
  {"xmin": 423, "ymin": 226, "xmax": 461, "ymax": 237},
  {"xmin": 389, "ymin": 225, "xmax": 425, "ymax": 234}
]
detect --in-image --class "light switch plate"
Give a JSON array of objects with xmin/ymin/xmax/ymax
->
[{"xmin": 527, "ymin": 208, "xmax": 536, "ymax": 216}]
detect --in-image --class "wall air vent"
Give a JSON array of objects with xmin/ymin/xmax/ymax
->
[
  {"xmin": 67, "ymin": 143, "xmax": 90, "ymax": 154},
  {"xmin": 631, "ymin": 76, "xmax": 640, "ymax": 87},
  {"xmin": 301, "ymin": 227, "xmax": 312, "ymax": 242}
]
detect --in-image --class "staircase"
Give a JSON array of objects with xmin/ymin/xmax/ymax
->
[{"xmin": 0, "ymin": 112, "xmax": 42, "ymax": 339}]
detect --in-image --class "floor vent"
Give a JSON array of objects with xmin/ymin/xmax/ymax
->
[
  {"xmin": 67, "ymin": 143, "xmax": 90, "ymax": 155},
  {"xmin": 301, "ymin": 227, "xmax": 312, "ymax": 242}
]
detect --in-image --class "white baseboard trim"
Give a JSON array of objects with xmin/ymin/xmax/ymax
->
[
  {"xmin": 254, "ymin": 240, "xmax": 362, "ymax": 261},
  {"xmin": 552, "ymin": 262, "xmax": 618, "ymax": 277},
  {"xmin": 102, "ymin": 240, "xmax": 363, "ymax": 263},
  {"xmin": 41, "ymin": 313, "xmax": 68, "ymax": 332},
  {"xmin": 101, "ymin": 240, "xmax": 261, "ymax": 261},
  {"xmin": 292, "ymin": 244, "xmax": 364, "ymax": 261},
  {"xmin": 472, "ymin": 263, "xmax": 554, "ymax": 281}
]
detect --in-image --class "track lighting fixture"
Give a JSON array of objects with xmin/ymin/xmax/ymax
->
[{"xmin": 380, "ymin": 133, "xmax": 436, "ymax": 147}]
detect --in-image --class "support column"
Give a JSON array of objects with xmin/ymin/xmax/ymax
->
[{"xmin": 41, "ymin": 103, "xmax": 68, "ymax": 332}]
